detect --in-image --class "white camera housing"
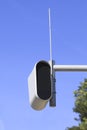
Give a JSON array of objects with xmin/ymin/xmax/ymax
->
[{"xmin": 28, "ymin": 61, "xmax": 51, "ymax": 110}]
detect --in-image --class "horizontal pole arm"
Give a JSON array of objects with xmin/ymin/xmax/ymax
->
[{"xmin": 53, "ymin": 65, "xmax": 87, "ymax": 72}]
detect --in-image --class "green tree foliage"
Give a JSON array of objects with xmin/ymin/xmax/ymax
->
[
  {"xmin": 66, "ymin": 126, "xmax": 80, "ymax": 130},
  {"xmin": 79, "ymin": 118, "xmax": 87, "ymax": 130},
  {"xmin": 74, "ymin": 79, "xmax": 87, "ymax": 121},
  {"xmin": 67, "ymin": 79, "xmax": 87, "ymax": 130}
]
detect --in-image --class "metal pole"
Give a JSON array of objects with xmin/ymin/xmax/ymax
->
[
  {"xmin": 53, "ymin": 65, "xmax": 87, "ymax": 72},
  {"xmin": 49, "ymin": 60, "xmax": 56, "ymax": 107}
]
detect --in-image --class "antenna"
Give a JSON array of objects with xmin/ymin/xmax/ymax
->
[
  {"xmin": 48, "ymin": 8, "xmax": 53, "ymax": 74},
  {"xmin": 49, "ymin": 8, "xmax": 52, "ymax": 61},
  {"xmin": 48, "ymin": 8, "xmax": 56, "ymax": 107}
]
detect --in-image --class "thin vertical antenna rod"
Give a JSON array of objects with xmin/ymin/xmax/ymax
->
[
  {"xmin": 48, "ymin": 8, "xmax": 56, "ymax": 107},
  {"xmin": 49, "ymin": 8, "xmax": 52, "ymax": 72}
]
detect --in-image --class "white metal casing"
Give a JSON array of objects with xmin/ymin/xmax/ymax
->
[{"xmin": 28, "ymin": 61, "xmax": 51, "ymax": 110}]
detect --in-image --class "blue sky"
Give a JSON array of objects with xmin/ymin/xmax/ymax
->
[{"xmin": 0, "ymin": 0, "xmax": 87, "ymax": 129}]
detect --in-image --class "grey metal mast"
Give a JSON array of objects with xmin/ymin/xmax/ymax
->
[{"xmin": 48, "ymin": 8, "xmax": 56, "ymax": 107}]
